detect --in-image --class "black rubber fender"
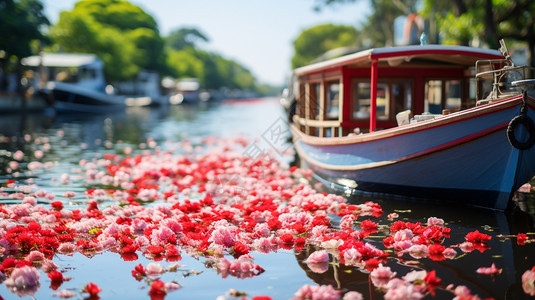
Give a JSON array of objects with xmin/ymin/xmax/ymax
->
[{"xmin": 507, "ymin": 114, "xmax": 535, "ymax": 150}]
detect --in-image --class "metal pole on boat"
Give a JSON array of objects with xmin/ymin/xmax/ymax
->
[{"xmin": 370, "ymin": 59, "xmax": 378, "ymax": 132}]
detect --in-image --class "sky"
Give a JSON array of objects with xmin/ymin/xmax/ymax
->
[{"xmin": 42, "ymin": 0, "xmax": 371, "ymax": 86}]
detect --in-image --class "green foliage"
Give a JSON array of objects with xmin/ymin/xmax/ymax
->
[
  {"xmin": 305, "ymin": 0, "xmax": 535, "ymax": 68},
  {"xmin": 0, "ymin": 0, "xmax": 49, "ymax": 62},
  {"xmin": 163, "ymin": 25, "xmax": 257, "ymax": 91},
  {"xmin": 49, "ymin": 11, "xmax": 98, "ymax": 52},
  {"xmin": 438, "ymin": 11, "xmax": 483, "ymax": 45},
  {"xmin": 48, "ymin": 0, "xmax": 260, "ymax": 90},
  {"xmin": 420, "ymin": 0, "xmax": 535, "ymax": 66},
  {"xmin": 361, "ymin": 0, "xmax": 419, "ymax": 47},
  {"xmin": 291, "ymin": 24, "xmax": 358, "ymax": 68},
  {"xmin": 166, "ymin": 47, "xmax": 205, "ymax": 79},
  {"xmin": 166, "ymin": 27, "xmax": 209, "ymax": 51},
  {"xmin": 166, "ymin": 46, "xmax": 256, "ymax": 90},
  {"xmin": 128, "ymin": 27, "xmax": 166, "ymax": 71},
  {"xmin": 313, "ymin": 0, "xmax": 419, "ymax": 48},
  {"xmin": 48, "ymin": 0, "xmax": 163, "ymax": 82},
  {"xmin": 74, "ymin": 0, "xmax": 157, "ymax": 31}
]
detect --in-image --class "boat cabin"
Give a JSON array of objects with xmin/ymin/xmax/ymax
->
[
  {"xmin": 291, "ymin": 45, "xmax": 505, "ymax": 137},
  {"xmin": 22, "ymin": 53, "xmax": 107, "ymax": 93}
]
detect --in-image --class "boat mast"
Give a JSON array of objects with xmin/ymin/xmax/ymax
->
[{"xmin": 370, "ymin": 59, "xmax": 378, "ymax": 132}]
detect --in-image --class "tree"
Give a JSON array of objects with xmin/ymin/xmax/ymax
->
[
  {"xmin": 314, "ymin": 0, "xmax": 535, "ymax": 68},
  {"xmin": 361, "ymin": 0, "xmax": 419, "ymax": 47},
  {"xmin": 166, "ymin": 27, "xmax": 209, "ymax": 51},
  {"xmin": 166, "ymin": 45, "xmax": 256, "ymax": 91},
  {"xmin": 0, "ymin": 0, "xmax": 49, "ymax": 98},
  {"xmin": 0, "ymin": 0, "xmax": 49, "ymax": 63},
  {"xmin": 48, "ymin": 0, "xmax": 165, "ymax": 82},
  {"xmin": 291, "ymin": 24, "xmax": 359, "ymax": 68},
  {"xmin": 313, "ymin": 0, "xmax": 419, "ymax": 47},
  {"xmin": 166, "ymin": 47, "xmax": 205, "ymax": 79},
  {"xmin": 421, "ymin": 0, "xmax": 535, "ymax": 67},
  {"xmin": 164, "ymin": 25, "xmax": 258, "ymax": 91}
]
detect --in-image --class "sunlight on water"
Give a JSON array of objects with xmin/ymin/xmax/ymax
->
[{"xmin": 0, "ymin": 99, "xmax": 534, "ymax": 299}]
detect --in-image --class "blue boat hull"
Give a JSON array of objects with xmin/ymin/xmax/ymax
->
[
  {"xmin": 41, "ymin": 82, "xmax": 126, "ymax": 113},
  {"xmin": 292, "ymin": 96, "xmax": 535, "ymax": 210}
]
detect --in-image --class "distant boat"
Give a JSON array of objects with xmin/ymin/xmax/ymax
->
[
  {"xmin": 22, "ymin": 53, "xmax": 150, "ymax": 113},
  {"xmin": 289, "ymin": 40, "xmax": 535, "ymax": 210},
  {"xmin": 169, "ymin": 78, "xmax": 204, "ymax": 104}
]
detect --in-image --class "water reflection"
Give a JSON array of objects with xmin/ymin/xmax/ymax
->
[
  {"xmin": 295, "ymin": 192, "xmax": 535, "ymax": 299},
  {"xmin": 1, "ymin": 99, "xmax": 534, "ymax": 299}
]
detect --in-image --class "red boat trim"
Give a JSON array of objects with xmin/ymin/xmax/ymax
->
[
  {"xmin": 528, "ymin": 95, "xmax": 535, "ymax": 110},
  {"xmin": 294, "ymin": 122, "xmax": 509, "ymax": 171},
  {"xmin": 293, "ymin": 45, "xmax": 503, "ymax": 76},
  {"xmin": 370, "ymin": 59, "xmax": 378, "ymax": 132},
  {"xmin": 371, "ymin": 49, "xmax": 502, "ymax": 60}
]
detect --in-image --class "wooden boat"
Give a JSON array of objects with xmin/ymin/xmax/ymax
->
[
  {"xmin": 22, "ymin": 53, "xmax": 157, "ymax": 113},
  {"xmin": 22, "ymin": 53, "xmax": 126, "ymax": 113},
  {"xmin": 289, "ymin": 40, "xmax": 535, "ymax": 210}
]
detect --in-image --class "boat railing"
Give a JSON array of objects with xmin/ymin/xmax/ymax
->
[
  {"xmin": 475, "ymin": 59, "xmax": 533, "ymax": 104},
  {"xmin": 475, "ymin": 40, "xmax": 535, "ymax": 104},
  {"xmin": 292, "ymin": 115, "xmax": 343, "ymax": 137}
]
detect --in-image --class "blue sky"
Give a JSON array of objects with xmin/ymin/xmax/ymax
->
[{"xmin": 43, "ymin": 0, "xmax": 371, "ymax": 86}]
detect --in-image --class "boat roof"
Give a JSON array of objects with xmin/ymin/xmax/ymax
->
[
  {"xmin": 293, "ymin": 44, "xmax": 503, "ymax": 76},
  {"xmin": 22, "ymin": 53, "xmax": 103, "ymax": 68}
]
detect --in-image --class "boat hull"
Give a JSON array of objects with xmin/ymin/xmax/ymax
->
[
  {"xmin": 292, "ymin": 96, "xmax": 535, "ymax": 210},
  {"xmin": 44, "ymin": 82, "xmax": 126, "ymax": 113}
]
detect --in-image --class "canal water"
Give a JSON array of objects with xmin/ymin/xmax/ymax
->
[{"xmin": 0, "ymin": 98, "xmax": 534, "ymax": 299}]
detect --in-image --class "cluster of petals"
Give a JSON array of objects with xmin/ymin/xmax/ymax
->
[
  {"xmin": 370, "ymin": 269, "xmax": 443, "ymax": 299},
  {"xmin": 523, "ymin": 266, "xmax": 535, "ymax": 296},
  {"xmin": 291, "ymin": 284, "xmax": 363, "ymax": 300},
  {"xmin": 304, "ymin": 250, "xmax": 330, "ymax": 273},
  {"xmin": 0, "ymin": 136, "xmax": 527, "ymax": 299},
  {"xmin": 216, "ymin": 255, "xmax": 265, "ymax": 279},
  {"xmin": 292, "ymin": 284, "xmax": 341, "ymax": 300},
  {"xmin": 83, "ymin": 281, "xmax": 102, "ymax": 296},
  {"xmin": 370, "ymin": 265, "xmax": 397, "ymax": 287},
  {"xmin": 476, "ymin": 263, "xmax": 502, "ymax": 275},
  {"xmin": 447, "ymin": 284, "xmax": 481, "ymax": 300},
  {"xmin": 382, "ymin": 218, "xmax": 456, "ymax": 261},
  {"xmin": 4, "ymin": 265, "xmax": 40, "ymax": 297},
  {"xmin": 517, "ymin": 233, "xmax": 533, "ymax": 245}
]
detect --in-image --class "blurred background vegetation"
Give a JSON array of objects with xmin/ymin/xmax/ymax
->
[{"xmin": 2, "ymin": 0, "xmax": 535, "ymax": 96}]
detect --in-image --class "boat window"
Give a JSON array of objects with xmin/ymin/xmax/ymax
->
[
  {"xmin": 425, "ymin": 80, "xmax": 442, "ymax": 114},
  {"xmin": 79, "ymin": 68, "xmax": 96, "ymax": 80},
  {"xmin": 297, "ymin": 83, "xmax": 306, "ymax": 118},
  {"xmin": 469, "ymin": 77, "xmax": 477, "ymax": 99},
  {"xmin": 309, "ymin": 83, "xmax": 321, "ymax": 120},
  {"xmin": 445, "ymin": 80, "xmax": 461, "ymax": 111},
  {"xmin": 352, "ymin": 81, "xmax": 390, "ymax": 120},
  {"xmin": 425, "ymin": 79, "xmax": 463, "ymax": 113},
  {"xmin": 326, "ymin": 81, "xmax": 340, "ymax": 119},
  {"xmin": 55, "ymin": 67, "xmax": 78, "ymax": 83},
  {"xmin": 392, "ymin": 80, "xmax": 412, "ymax": 116}
]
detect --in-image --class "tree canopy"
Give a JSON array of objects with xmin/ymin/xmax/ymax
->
[
  {"xmin": 292, "ymin": 24, "xmax": 359, "ymax": 68},
  {"xmin": 166, "ymin": 46, "xmax": 255, "ymax": 90},
  {"xmin": 309, "ymin": 0, "xmax": 535, "ymax": 67},
  {"xmin": 164, "ymin": 26, "xmax": 256, "ymax": 90},
  {"xmin": 312, "ymin": 0, "xmax": 419, "ymax": 47},
  {"xmin": 46, "ymin": 1, "xmax": 259, "ymax": 91},
  {"xmin": 48, "ymin": 0, "xmax": 164, "ymax": 82},
  {"xmin": 0, "ymin": 0, "xmax": 49, "ymax": 66},
  {"xmin": 421, "ymin": 0, "xmax": 535, "ymax": 66},
  {"xmin": 166, "ymin": 27, "xmax": 209, "ymax": 51}
]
